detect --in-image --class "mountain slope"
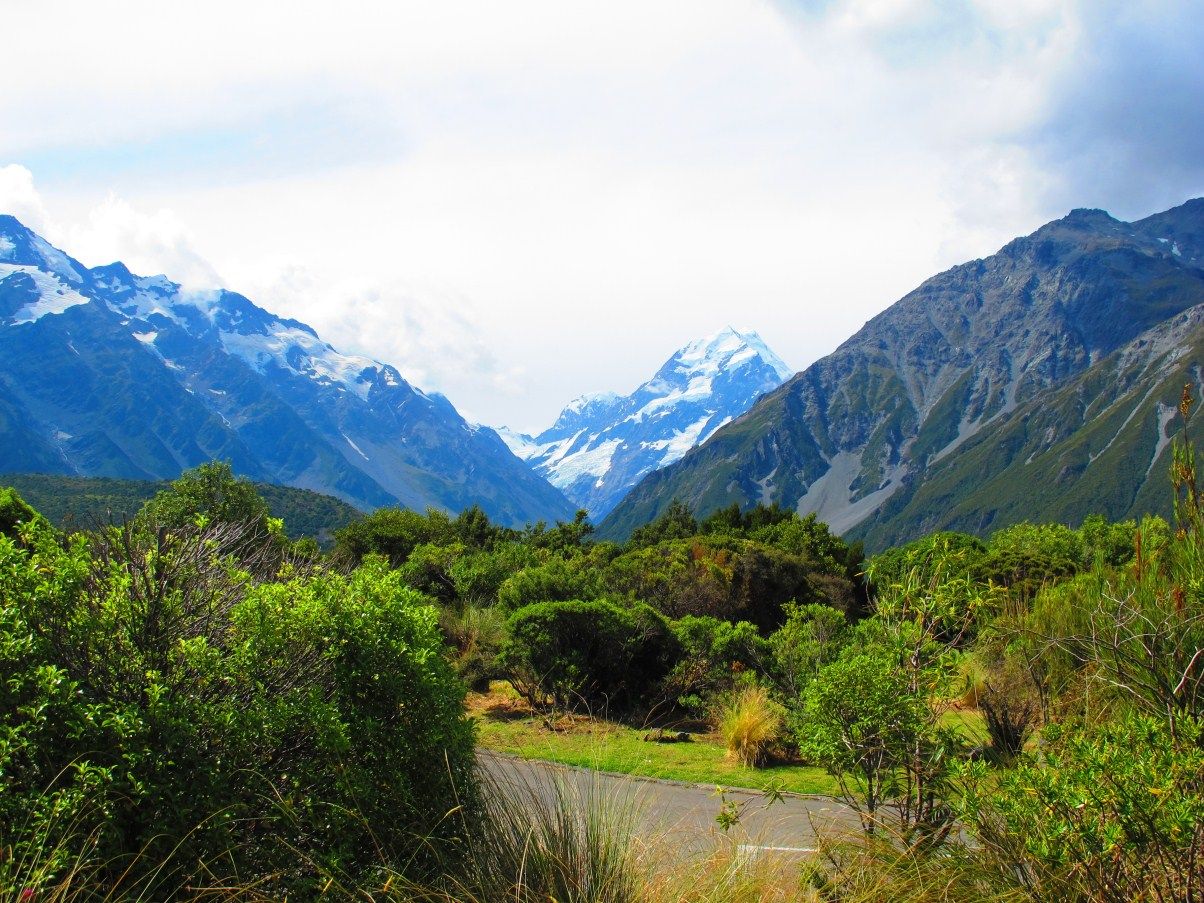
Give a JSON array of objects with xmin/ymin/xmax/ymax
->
[
  {"xmin": 0, "ymin": 216, "xmax": 575, "ymax": 527},
  {"xmin": 848, "ymin": 304, "xmax": 1204, "ymax": 548},
  {"xmin": 501, "ymin": 327, "xmax": 792, "ymax": 517},
  {"xmin": 600, "ymin": 199, "xmax": 1204, "ymax": 545},
  {"xmin": 0, "ymin": 471, "xmax": 363, "ymax": 543}
]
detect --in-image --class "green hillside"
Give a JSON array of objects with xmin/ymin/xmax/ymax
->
[{"xmin": 0, "ymin": 472, "xmax": 363, "ymax": 543}]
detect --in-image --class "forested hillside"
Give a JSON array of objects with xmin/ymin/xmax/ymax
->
[{"xmin": 0, "ymin": 471, "xmax": 362, "ymax": 542}]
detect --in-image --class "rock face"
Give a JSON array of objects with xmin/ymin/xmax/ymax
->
[
  {"xmin": 500, "ymin": 327, "xmax": 792, "ymax": 518},
  {"xmin": 600, "ymin": 199, "xmax": 1204, "ymax": 546},
  {"xmin": 0, "ymin": 216, "xmax": 575, "ymax": 527}
]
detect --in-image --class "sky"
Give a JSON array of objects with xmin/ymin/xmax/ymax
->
[{"xmin": 2, "ymin": 0, "xmax": 1203, "ymax": 433}]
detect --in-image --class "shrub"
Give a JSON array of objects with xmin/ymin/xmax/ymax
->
[
  {"xmin": 662, "ymin": 616, "xmax": 768, "ymax": 712},
  {"xmin": 960, "ymin": 715, "xmax": 1204, "ymax": 901},
  {"xmin": 333, "ymin": 505, "xmax": 454, "ymax": 567},
  {"xmin": 500, "ymin": 600, "xmax": 676, "ymax": 713},
  {"xmin": 0, "ymin": 485, "xmax": 43, "ymax": 539},
  {"xmin": 0, "ymin": 505, "xmax": 476, "ymax": 896},
  {"xmin": 442, "ymin": 602, "xmax": 510, "ymax": 690},
  {"xmin": 794, "ymin": 649, "xmax": 927, "ymax": 836},
  {"xmin": 497, "ymin": 556, "xmax": 603, "ymax": 611},
  {"xmin": 717, "ymin": 686, "xmax": 783, "ymax": 767},
  {"xmin": 768, "ymin": 601, "xmax": 849, "ymax": 698}
]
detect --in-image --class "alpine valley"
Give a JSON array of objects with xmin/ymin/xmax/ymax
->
[
  {"xmin": 0, "ymin": 215, "xmax": 574, "ymax": 527},
  {"xmin": 601, "ymin": 198, "xmax": 1204, "ymax": 549},
  {"xmin": 498, "ymin": 327, "xmax": 792, "ymax": 518}
]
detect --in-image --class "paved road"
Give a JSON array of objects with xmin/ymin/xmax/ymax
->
[{"xmin": 479, "ymin": 752, "xmax": 859, "ymax": 860}]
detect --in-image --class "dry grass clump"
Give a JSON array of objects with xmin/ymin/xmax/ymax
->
[{"xmin": 718, "ymin": 687, "xmax": 783, "ymax": 768}]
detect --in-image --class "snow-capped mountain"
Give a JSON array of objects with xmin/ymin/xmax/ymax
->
[
  {"xmin": 501, "ymin": 327, "xmax": 793, "ymax": 518},
  {"xmin": 601, "ymin": 199, "xmax": 1204, "ymax": 548},
  {"xmin": 0, "ymin": 215, "xmax": 575, "ymax": 526}
]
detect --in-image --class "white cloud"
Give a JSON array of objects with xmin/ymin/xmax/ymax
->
[
  {"xmin": 244, "ymin": 263, "xmax": 525, "ymax": 418},
  {"xmin": 61, "ymin": 195, "xmax": 225, "ymax": 290},
  {"xmin": 0, "ymin": 165, "xmax": 52, "ymax": 233},
  {"xmin": 1, "ymin": 1, "xmax": 1201, "ymax": 433}
]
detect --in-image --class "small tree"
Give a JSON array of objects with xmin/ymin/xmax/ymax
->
[
  {"xmin": 796, "ymin": 649, "xmax": 923, "ymax": 835},
  {"xmin": 500, "ymin": 600, "xmax": 676, "ymax": 713},
  {"xmin": 769, "ymin": 601, "xmax": 849, "ymax": 698}
]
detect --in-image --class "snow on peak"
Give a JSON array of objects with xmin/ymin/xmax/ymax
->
[
  {"xmin": 508, "ymin": 327, "xmax": 792, "ymax": 517},
  {"xmin": 565, "ymin": 391, "xmax": 622, "ymax": 414},
  {"xmin": 0, "ymin": 264, "xmax": 91, "ymax": 324},
  {"xmin": 671, "ymin": 326, "xmax": 792, "ymax": 382},
  {"xmin": 495, "ymin": 426, "xmax": 543, "ymax": 460}
]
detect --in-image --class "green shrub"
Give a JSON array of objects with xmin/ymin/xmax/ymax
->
[
  {"xmin": 442, "ymin": 603, "xmax": 510, "ymax": 690},
  {"xmin": 334, "ymin": 505, "xmax": 455, "ymax": 567},
  {"xmin": 0, "ymin": 507, "xmax": 475, "ymax": 896},
  {"xmin": 662, "ymin": 615, "xmax": 767, "ymax": 712},
  {"xmin": 960, "ymin": 715, "xmax": 1204, "ymax": 901},
  {"xmin": 0, "ymin": 485, "xmax": 43, "ymax": 540},
  {"xmin": 500, "ymin": 600, "xmax": 676, "ymax": 713},
  {"xmin": 768, "ymin": 601, "xmax": 849, "ymax": 698},
  {"xmin": 497, "ymin": 556, "xmax": 603, "ymax": 611}
]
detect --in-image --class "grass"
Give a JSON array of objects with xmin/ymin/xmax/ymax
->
[
  {"xmin": 940, "ymin": 707, "xmax": 989, "ymax": 745},
  {"xmin": 470, "ymin": 684, "xmax": 839, "ymax": 797},
  {"xmin": 718, "ymin": 687, "xmax": 783, "ymax": 767}
]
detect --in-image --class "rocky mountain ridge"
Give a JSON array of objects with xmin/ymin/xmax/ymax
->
[
  {"xmin": 600, "ymin": 199, "xmax": 1204, "ymax": 545},
  {"xmin": 0, "ymin": 215, "xmax": 575, "ymax": 527}
]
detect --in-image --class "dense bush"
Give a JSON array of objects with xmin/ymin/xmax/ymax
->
[
  {"xmin": 960, "ymin": 715, "xmax": 1204, "ymax": 901},
  {"xmin": 0, "ymin": 484, "xmax": 42, "ymax": 538},
  {"xmin": 500, "ymin": 599, "xmax": 677, "ymax": 713},
  {"xmin": 662, "ymin": 615, "xmax": 768, "ymax": 712},
  {"xmin": 334, "ymin": 505, "xmax": 456, "ymax": 567},
  {"xmin": 497, "ymin": 555, "xmax": 604, "ymax": 611},
  {"xmin": 0, "ymin": 498, "xmax": 475, "ymax": 896},
  {"xmin": 768, "ymin": 601, "xmax": 850, "ymax": 698}
]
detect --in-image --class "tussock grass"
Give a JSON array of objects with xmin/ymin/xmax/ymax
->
[{"xmin": 718, "ymin": 688, "xmax": 782, "ymax": 768}]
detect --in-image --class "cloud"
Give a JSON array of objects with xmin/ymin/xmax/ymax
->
[
  {"xmin": 0, "ymin": 164, "xmax": 52, "ymax": 233},
  {"xmin": 61, "ymin": 195, "xmax": 225, "ymax": 289},
  {"xmin": 2, "ymin": 2, "xmax": 1202, "ymax": 431},
  {"xmin": 1023, "ymin": 0, "xmax": 1204, "ymax": 217},
  {"xmin": 245, "ymin": 263, "xmax": 526, "ymax": 419}
]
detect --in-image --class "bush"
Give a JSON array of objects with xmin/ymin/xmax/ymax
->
[
  {"xmin": 442, "ymin": 603, "xmax": 510, "ymax": 690},
  {"xmin": 0, "ymin": 485, "xmax": 43, "ymax": 539},
  {"xmin": 334, "ymin": 505, "xmax": 454, "ymax": 567},
  {"xmin": 500, "ymin": 600, "xmax": 676, "ymax": 713},
  {"xmin": 960, "ymin": 715, "xmax": 1204, "ymax": 901},
  {"xmin": 0, "ymin": 506, "xmax": 476, "ymax": 896},
  {"xmin": 768, "ymin": 601, "xmax": 849, "ymax": 698},
  {"xmin": 662, "ymin": 615, "xmax": 768, "ymax": 712},
  {"xmin": 497, "ymin": 556, "xmax": 603, "ymax": 611}
]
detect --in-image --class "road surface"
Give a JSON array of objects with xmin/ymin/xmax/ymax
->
[{"xmin": 479, "ymin": 752, "xmax": 859, "ymax": 860}]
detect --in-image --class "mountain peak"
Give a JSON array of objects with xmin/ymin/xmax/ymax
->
[
  {"xmin": 600, "ymin": 195, "xmax": 1204, "ymax": 545},
  {"xmin": 516, "ymin": 328, "xmax": 792, "ymax": 517},
  {"xmin": 667, "ymin": 326, "xmax": 793, "ymax": 383},
  {"xmin": 0, "ymin": 216, "xmax": 86, "ymax": 285},
  {"xmin": 0, "ymin": 218, "xmax": 576, "ymax": 527}
]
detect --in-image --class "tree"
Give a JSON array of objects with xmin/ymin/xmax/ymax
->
[
  {"xmin": 796, "ymin": 649, "xmax": 924, "ymax": 836},
  {"xmin": 139, "ymin": 461, "xmax": 274, "ymax": 533},
  {"xmin": 627, "ymin": 498, "xmax": 698, "ymax": 548},
  {"xmin": 769, "ymin": 601, "xmax": 849, "ymax": 698},
  {"xmin": 500, "ymin": 599, "xmax": 676, "ymax": 713},
  {"xmin": 334, "ymin": 506, "xmax": 453, "ymax": 567}
]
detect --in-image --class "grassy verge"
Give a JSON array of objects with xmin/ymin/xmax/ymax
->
[{"xmin": 470, "ymin": 685, "xmax": 840, "ymax": 796}]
